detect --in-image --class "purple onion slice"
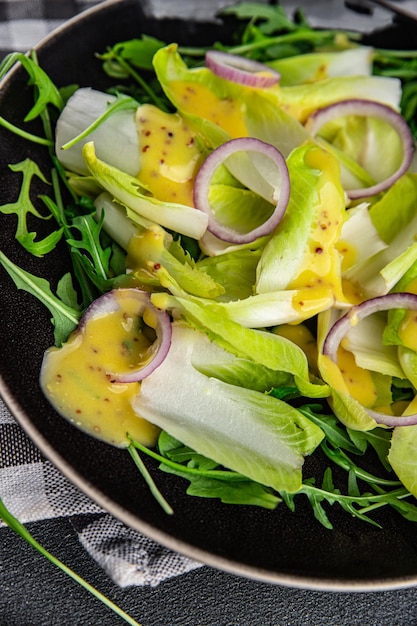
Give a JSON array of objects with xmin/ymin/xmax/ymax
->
[
  {"xmin": 80, "ymin": 288, "xmax": 172, "ymax": 383},
  {"xmin": 322, "ymin": 292, "xmax": 417, "ymax": 426},
  {"xmin": 306, "ymin": 99, "xmax": 414, "ymax": 199},
  {"xmin": 205, "ymin": 50, "xmax": 280, "ymax": 88},
  {"xmin": 193, "ymin": 137, "xmax": 290, "ymax": 244}
]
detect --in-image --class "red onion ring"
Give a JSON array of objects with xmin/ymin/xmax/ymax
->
[
  {"xmin": 193, "ymin": 137, "xmax": 290, "ymax": 244},
  {"xmin": 322, "ymin": 293, "xmax": 417, "ymax": 426},
  {"xmin": 80, "ymin": 288, "xmax": 172, "ymax": 383},
  {"xmin": 306, "ymin": 99, "xmax": 414, "ymax": 199},
  {"xmin": 205, "ymin": 50, "xmax": 280, "ymax": 88}
]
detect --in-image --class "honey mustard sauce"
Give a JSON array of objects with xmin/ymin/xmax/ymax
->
[
  {"xmin": 40, "ymin": 290, "xmax": 160, "ymax": 447},
  {"xmin": 135, "ymin": 103, "xmax": 204, "ymax": 206},
  {"xmin": 166, "ymin": 80, "xmax": 247, "ymax": 138}
]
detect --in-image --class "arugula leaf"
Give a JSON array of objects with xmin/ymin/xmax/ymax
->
[
  {"xmin": 0, "ymin": 159, "xmax": 64, "ymax": 257},
  {"xmin": 0, "ymin": 115, "xmax": 53, "ymax": 146},
  {"xmin": 284, "ymin": 471, "xmax": 413, "ymax": 530},
  {"xmin": 161, "ymin": 466, "xmax": 281, "ymax": 510},
  {"xmin": 0, "ymin": 52, "xmax": 64, "ymax": 121},
  {"xmin": 158, "ymin": 431, "xmax": 218, "ymax": 471},
  {"xmin": 55, "ymin": 271, "xmax": 81, "ymax": 311},
  {"xmin": 221, "ymin": 2, "xmax": 298, "ymax": 35},
  {"xmin": 99, "ymin": 36, "xmax": 166, "ymax": 73},
  {"xmin": 347, "ymin": 427, "xmax": 392, "ymax": 471},
  {"xmin": 158, "ymin": 435, "xmax": 280, "ymax": 510},
  {"xmin": 300, "ymin": 406, "xmax": 363, "ymax": 455},
  {"xmin": 321, "ymin": 441, "xmax": 400, "ymax": 488},
  {"xmin": 0, "ymin": 250, "xmax": 80, "ymax": 346},
  {"xmin": 130, "ymin": 432, "xmax": 281, "ymax": 510},
  {"xmin": 67, "ymin": 213, "xmax": 112, "ymax": 281},
  {"xmin": 127, "ymin": 444, "xmax": 173, "ymax": 515},
  {"xmin": 97, "ymin": 38, "xmax": 169, "ymax": 110}
]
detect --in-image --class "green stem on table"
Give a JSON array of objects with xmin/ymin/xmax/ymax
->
[
  {"xmin": 0, "ymin": 497, "xmax": 142, "ymax": 626},
  {"xmin": 127, "ymin": 443, "xmax": 174, "ymax": 515}
]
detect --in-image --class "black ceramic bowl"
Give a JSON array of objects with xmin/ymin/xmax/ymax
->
[{"xmin": 2, "ymin": 0, "xmax": 417, "ymax": 591}]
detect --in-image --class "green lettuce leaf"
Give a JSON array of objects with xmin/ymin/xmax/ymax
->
[
  {"xmin": 255, "ymin": 142, "xmax": 346, "ymax": 302},
  {"xmin": 153, "ymin": 44, "xmax": 401, "ymax": 130},
  {"xmin": 152, "ymin": 284, "xmax": 330, "ymax": 398},
  {"xmin": 134, "ymin": 323, "xmax": 324, "ymax": 493},
  {"xmin": 342, "ymin": 312, "xmax": 405, "ymax": 379},
  {"xmin": 370, "ymin": 173, "xmax": 417, "ymax": 244},
  {"xmin": 243, "ymin": 90, "xmax": 309, "ymax": 157},
  {"xmin": 268, "ymin": 47, "xmax": 373, "ymax": 86},
  {"xmin": 389, "ymin": 424, "xmax": 417, "ymax": 498},
  {"xmin": 196, "ymin": 247, "xmax": 262, "ymax": 301},
  {"xmin": 149, "ymin": 256, "xmax": 334, "ymax": 327},
  {"xmin": 345, "ymin": 175, "xmax": 417, "ymax": 297},
  {"xmin": 82, "ymin": 141, "xmax": 208, "ymax": 239}
]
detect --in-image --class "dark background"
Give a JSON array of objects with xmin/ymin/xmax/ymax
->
[{"xmin": 3, "ymin": 516, "xmax": 417, "ymax": 626}]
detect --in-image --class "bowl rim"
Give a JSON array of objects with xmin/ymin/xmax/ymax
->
[{"xmin": 2, "ymin": 0, "xmax": 417, "ymax": 593}]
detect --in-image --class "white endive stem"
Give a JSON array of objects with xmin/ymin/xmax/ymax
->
[{"xmin": 55, "ymin": 87, "xmax": 140, "ymax": 176}]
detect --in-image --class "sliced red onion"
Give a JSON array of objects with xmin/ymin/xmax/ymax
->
[
  {"xmin": 193, "ymin": 137, "xmax": 290, "ymax": 244},
  {"xmin": 306, "ymin": 99, "xmax": 414, "ymax": 199},
  {"xmin": 205, "ymin": 50, "xmax": 280, "ymax": 88},
  {"xmin": 80, "ymin": 288, "xmax": 172, "ymax": 383},
  {"xmin": 323, "ymin": 293, "xmax": 417, "ymax": 426}
]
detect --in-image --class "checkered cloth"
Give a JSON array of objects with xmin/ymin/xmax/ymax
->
[
  {"xmin": 0, "ymin": 392, "xmax": 201, "ymax": 587},
  {"xmin": 0, "ymin": 0, "xmax": 202, "ymax": 588},
  {"xmin": 0, "ymin": 0, "xmax": 105, "ymax": 58}
]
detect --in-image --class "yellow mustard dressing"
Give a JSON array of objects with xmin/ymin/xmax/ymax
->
[
  {"xmin": 320, "ymin": 347, "xmax": 378, "ymax": 408},
  {"xmin": 287, "ymin": 147, "xmax": 347, "ymax": 303},
  {"xmin": 290, "ymin": 287, "xmax": 334, "ymax": 321},
  {"xmin": 40, "ymin": 292, "xmax": 160, "ymax": 448},
  {"xmin": 135, "ymin": 103, "xmax": 203, "ymax": 206},
  {"xmin": 336, "ymin": 345, "xmax": 378, "ymax": 407},
  {"xmin": 339, "ymin": 278, "xmax": 365, "ymax": 305},
  {"xmin": 273, "ymin": 323, "xmax": 319, "ymax": 374},
  {"xmin": 336, "ymin": 239, "xmax": 357, "ymax": 272},
  {"xmin": 167, "ymin": 80, "xmax": 247, "ymax": 138}
]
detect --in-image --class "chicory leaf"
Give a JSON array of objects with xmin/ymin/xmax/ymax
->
[
  {"xmin": 188, "ymin": 324, "xmax": 293, "ymax": 392},
  {"xmin": 389, "ymin": 424, "xmax": 417, "ymax": 498},
  {"xmin": 152, "ymin": 286, "xmax": 330, "ymax": 398},
  {"xmin": 317, "ymin": 309, "xmax": 378, "ymax": 431},
  {"xmin": 94, "ymin": 193, "xmax": 224, "ymax": 298},
  {"xmin": 196, "ymin": 247, "xmax": 262, "ymax": 301},
  {"xmin": 269, "ymin": 47, "xmax": 373, "ymax": 86},
  {"xmin": 0, "ymin": 250, "xmax": 80, "ymax": 346},
  {"xmin": 134, "ymin": 323, "xmax": 324, "ymax": 493},
  {"xmin": 128, "ymin": 223, "xmax": 224, "ymax": 299},
  {"xmin": 153, "ymin": 44, "xmax": 401, "ymax": 134},
  {"xmin": 255, "ymin": 143, "xmax": 346, "ymax": 304},
  {"xmin": 342, "ymin": 312, "xmax": 405, "ymax": 379},
  {"xmin": 82, "ymin": 141, "xmax": 208, "ymax": 239},
  {"xmin": 343, "ymin": 174, "xmax": 417, "ymax": 297}
]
